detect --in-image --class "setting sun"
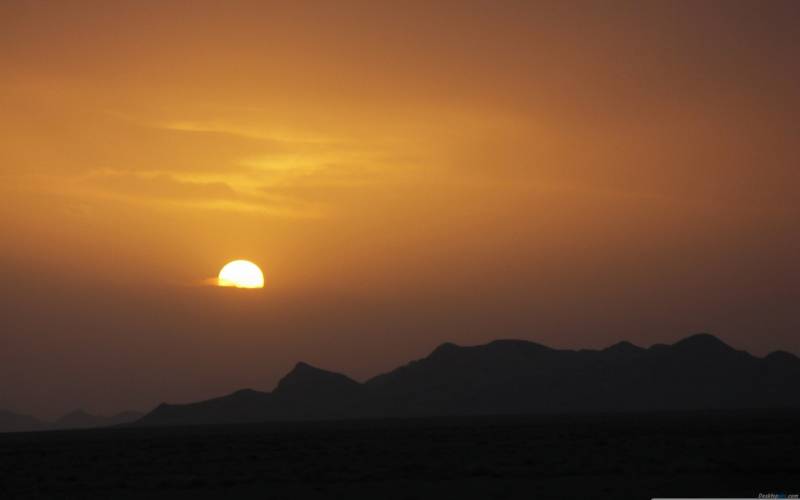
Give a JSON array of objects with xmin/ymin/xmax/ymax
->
[{"xmin": 218, "ymin": 260, "xmax": 265, "ymax": 289}]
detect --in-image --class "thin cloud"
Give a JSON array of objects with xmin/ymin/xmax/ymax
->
[
  {"xmin": 88, "ymin": 171, "xmax": 239, "ymax": 202},
  {"xmin": 77, "ymin": 170, "xmax": 322, "ymax": 217},
  {"xmin": 158, "ymin": 121, "xmax": 338, "ymax": 146}
]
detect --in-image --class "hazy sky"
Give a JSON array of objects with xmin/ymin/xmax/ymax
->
[{"xmin": 1, "ymin": 0, "xmax": 798, "ymax": 418}]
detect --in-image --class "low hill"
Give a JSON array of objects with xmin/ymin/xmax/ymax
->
[{"xmin": 0, "ymin": 409, "xmax": 143, "ymax": 434}]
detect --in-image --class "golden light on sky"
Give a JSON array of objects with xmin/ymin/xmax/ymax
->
[
  {"xmin": 218, "ymin": 260, "xmax": 265, "ymax": 289},
  {"xmin": 0, "ymin": 0, "xmax": 798, "ymax": 419}
]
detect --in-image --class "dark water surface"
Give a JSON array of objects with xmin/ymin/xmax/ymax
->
[{"xmin": 1, "ymin": 411, "xmax": 799, "ymax": 499}]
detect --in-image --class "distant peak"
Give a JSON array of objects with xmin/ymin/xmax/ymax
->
[
  {"xmin": 485, "ymin": 339, "xmax": 553, "ymax": 353},
  {"xmin": 429, "ymin": 339, "xmax": 551, "ymax": 359},
  {"xmin": 56, "ymin": 409, "xmax": 93, "ymax": 421},
  {"xmin": 275, "ymin": 362, "xmax": 360, "ymax": 395},
  {"xmin": 604, "ymin": 340, "xmax": 644, "ymax": 354},
  {"xmin": 286, "ymin": 362, "xmax": 337, "ymax": 377},
  {"xmin": 429, "ymin": 342, "xmax": 462, "ymax": 357},
  {"xmin": 671, "ymin": 333, "xmax": 734, "ymax": 353},
  {"xmin": 766, "ymin": 350, "xmax": 799, "ymax": 362}
]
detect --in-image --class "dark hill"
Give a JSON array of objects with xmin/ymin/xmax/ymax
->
[
  {"xmin": 53, "ymin": 410, "xmax": 144, "ymax": 430},
  {"xmin": 132, "ymin": 334, "xmax": 800, "ymax": 427},
  {"xmin": 274, "ymin": 362, "xmax": 361, "ymax": 398},
  {"xmin": 0, "ymin": 409, "xmax": 144, "ymax": 434},
  {"xmin": 603, "ymin": 340, "xmax": 644, "ymax": 356},
  {"xmin": 135, "ymin": 389, "xmax": 274, "ymax": 427},
  {"xmin": 0, "ymin": 410, "xmax": 48, "ymax": 433},
  {"xmin": 273, "ymin": 362, "xmax": 363, "ymax": 419}
]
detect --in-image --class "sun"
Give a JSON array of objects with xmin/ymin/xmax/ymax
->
[{"xmin": 217, "ymin": 260, "xmax": 265, "ymax": 289}]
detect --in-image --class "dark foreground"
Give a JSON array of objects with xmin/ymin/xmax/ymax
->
[{"xmin": 1, "ymin": 411, "xmax": 799, "ymax": 499}]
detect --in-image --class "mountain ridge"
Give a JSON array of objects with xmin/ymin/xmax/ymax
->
[{"xmin": 133, "ymin": 333, "xmax": 800, "ymax": 428}]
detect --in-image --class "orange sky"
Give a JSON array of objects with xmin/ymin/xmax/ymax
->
[{"xmin": 1, "ymin": 0, "xmax": 798, "ymax": 418}]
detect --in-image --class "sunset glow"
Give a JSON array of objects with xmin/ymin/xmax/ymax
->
[{"xmin": 0, "ymin": 0, "xmax": 797, "ymax": 421}]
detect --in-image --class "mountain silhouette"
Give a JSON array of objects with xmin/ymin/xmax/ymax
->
[
  {"xmin": 0, "ymin": 410, "xmax": 48, "ymax": 433},
  {"xmin": 53, "ymin": 410, "xmax": 145, "ymax": 430},
  {"xmin": 273, "ymin": 362, "xmax": 363, "ymax": 418},
  {"xmin": 139, "ymin": 389, "xmax": 275, "ymax": 427},
  {"xmin": 0, "ymin": 409, "xmax": 143, "ymax": 434},
  {"xmin": 127, "ymin": 333, "xmax": 800, "ymax": 427},
  {"xmin": 274, "ymin": 362, "xmax": 361, "ymax": 398},
  {"xmin": 140, "ymin": 363, "xmax": 365, "ymax": 426},
  {"xmin": 602, "ymin": 340, "xmax": 645, "ymax": 356}
]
